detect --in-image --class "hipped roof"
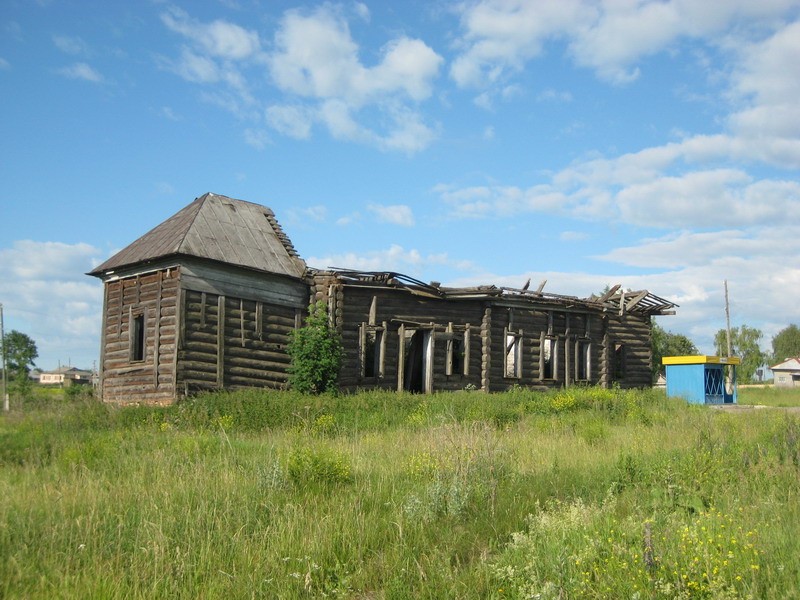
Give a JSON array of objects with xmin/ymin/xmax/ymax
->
[{"xmin": 89, "ymin": 193, "xmax": 306, "ymax": 279}]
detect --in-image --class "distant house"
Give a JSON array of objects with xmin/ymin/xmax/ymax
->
[
  {"xmin": 39, "ymin": 367, "xmax": 94, "ymax": 386},
  {"xmin": 88, "ymin": 193, "xmax": 677, "ymax": 404},
  {"xmin": 771, "ymin": 357, "xmax": 800, "ymax": 388}
]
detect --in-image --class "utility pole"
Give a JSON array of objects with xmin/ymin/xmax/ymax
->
[
  {"xmin": 1, "ymin": 303, "xmax": 8, "ymax": 412},
  {"xmin": 724, "ymin": 280, "xmax": 732, "ymax": 357}
]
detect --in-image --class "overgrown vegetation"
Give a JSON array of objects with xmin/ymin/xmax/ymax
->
[
  {"xmin": 286, "ymin": 301, "xmax": 343, "ymax": 394},
  {"xmin": 2, "ymin": 386, "xmax": 800, "ymax": 598}
]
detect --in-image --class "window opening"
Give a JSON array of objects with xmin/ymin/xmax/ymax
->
[
  {"xmin": 131, "ymin": 312, "xmax": 145, "ymax": 362},
  {"xmin": 361, "ymin": 324, "xmax": 384, "ymax": 378},
  {"xmin": 576, "ymin": 340, "xmax": 591, "ymax": 381},
  {"xmin": 505, "ymin": 329, "xmax": 522, "ymax": 378},
  {"xmin": 614, "ymin": 343, "xmax": 626, "ymax": 380},
  {"xmin": 542, "ymin": 336, "xmax": 557, "ymax": 380}
]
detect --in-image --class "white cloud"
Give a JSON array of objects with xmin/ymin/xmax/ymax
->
[
  {"xmin": 451, "ymin": 0, "xmax": 799, "ymax": 87},
  {"xmin": 161, "ymin": 6, "xmax": 261, "ymax": 60},
  {"xmin": 450, "ymin": 0, "xmax": 587, "ymax": 87},
  {"xmin": 265, "ymin": 104, "xmax": 313, "ymax": 139},
  {"xmin": 159, "ymin": 4, "xmax": 442, "ymax": 153},
  {"xmin": 307, "ymin": 244, "xmax": 468, "ymax": 274},
  {"xmin": 728, "ymin": 19, "xmax": 800, "ymax": 150},
  {"xmin": 537, "ymin": 88, "xmax": 572, "ymax": 103},
  {"xmin": 0, "ymin": 241, "xmax": 105, "ymax": 369},
  {"xmin": 159, "ymin": 106, "xmax": 181, "ymax": 121},
  {"xmin": 52, "ymin": 34, "xmax": 88, "ymax": 55},
  {"xmin": 57, "ymin": 62, "xmax": 103, "ymax": 83},
  {"xmin": 243, "ymin": 128, "xmax": 270, "ymax": 150},
  {"xmin": 368, "ymin": 204, "xmax": 415, "ymax": 227},
  {"xmin": 354, "ymin": 2, "xmax": 370, "ymax": 22},
  {"xmin": 263, "ymin": 5, "xmax": 442, "ymax": 151},
  {"xmin": 268, "ymin": 6, "xmax": 442, "ymax": 105},
  {"xmin": 560, "ymin": 230, "xmax": 588, "ymax": 242}
]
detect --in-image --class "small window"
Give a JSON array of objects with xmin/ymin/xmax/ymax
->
[
  {"xmin": 131, "ymin": 312, "xmax": 145, "ymax": 362},
  {"xmin": 613, "ymin": 343, "xmax": 626, "ymax": 380},
  {"xmin": 505, "ymin": 330, "xmax": 522, "ymax": 378}
]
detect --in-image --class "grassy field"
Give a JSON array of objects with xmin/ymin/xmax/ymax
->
[
  {"xmin": 2, "ymin": 386, "xmax": 800, "ymax": 599},
  {"xmin": 739, "ymin": 385, "xmax": 800, "ymax": 407}
]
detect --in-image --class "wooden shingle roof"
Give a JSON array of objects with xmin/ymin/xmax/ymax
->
[{"xmin": 89, "ymin": 193, "xmax": 306, "ymax": 279}]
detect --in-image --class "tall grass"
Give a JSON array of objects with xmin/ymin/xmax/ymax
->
[{"xmin": 2, "ymin": 386, "xmax": 800, "ymax": 598}]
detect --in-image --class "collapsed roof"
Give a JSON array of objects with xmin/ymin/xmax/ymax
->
[{"xmin": 313, "ymin": 269, "xmax": 677, "ymax": 316}]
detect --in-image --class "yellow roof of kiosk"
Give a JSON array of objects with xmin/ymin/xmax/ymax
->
[{"xmin": 662, "ymin": 355, "xmax": 741, "ymax": 365}]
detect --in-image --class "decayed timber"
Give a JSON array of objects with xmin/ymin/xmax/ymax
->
[{"xmin": 90, "ymin": 193, "xmax": 677, "ymax": 403}]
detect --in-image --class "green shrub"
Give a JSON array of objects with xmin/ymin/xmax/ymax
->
[
  {"xmin": 287, "ymin": 445, "xmax": 353, "ymax": 486},
  {"xmin": 287, "ymin": 301, "xmax": 343, "ymax": 394}
]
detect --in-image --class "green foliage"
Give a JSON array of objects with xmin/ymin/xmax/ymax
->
[
  {"xmin": 286, "ymin": 301, "xmax": 343, "ymax": 394},
  {"xmin": 2, "ymin": 330, "xmax": 38, "ymax": 400},
  {"xmin": 287, "ymin": 444, "xmax": 353, "ymax": 486},
  {"xmin": 771, "ymin": 324, "xmax": 800, "ymax": 363},
  {"xmin": 3, "ymin": 387, "xmax": 800, "ymax": 598},
  {"xmin": 652, "ymin": 321, "xmax": 698, "ymax": 380},
  {"xmin": 2, "ymin": 329, "xmax": 38, "ymax": 375},
  {"xmin": 714, "ymin": 324, "xmax": 767, "ymax": 383}
]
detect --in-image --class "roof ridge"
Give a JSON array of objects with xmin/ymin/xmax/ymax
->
[{"xmin": 174, "ymin": 193, "xmax": 215, "ymax": 253}]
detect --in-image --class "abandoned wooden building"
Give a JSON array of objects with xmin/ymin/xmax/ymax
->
[{"xmin": 89, "ymin": 192, "xmax": 677, "ymax": 403}]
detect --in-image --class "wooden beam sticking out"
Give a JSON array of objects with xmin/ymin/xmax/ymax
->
[
  {"xmin": 599, "ymin": 284, "xmax": 621, "ymax": 303},
  {"xmin": 625, "ymin": 290, "xmax": 649, "ymax": 312},
  {"xmin": 368, "ymin": 296, "xmax": 377, "ymax": 326},
  {"xmin": 536, "ymin": 279, "xmax": 547, "ymax": 294}
]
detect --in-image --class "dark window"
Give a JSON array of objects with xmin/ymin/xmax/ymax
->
[
  {"xmin": 614, "ymin": 343, "xmax": 626, "ymax": 380},
  {"xmin": 131, "ymin": 313, "xmax": 145, "ymax": 362},
  {"xmin": 362, "ymin": 326, "xmax": 383, "ymax": 378},
  {"xmin": 447, "ymin": 335, "xmax": 465, "ymax": 376}
]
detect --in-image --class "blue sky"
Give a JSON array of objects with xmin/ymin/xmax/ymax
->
[{"xmin": 1, "ymin": 0, "xmax": 799, "ymax": 371}]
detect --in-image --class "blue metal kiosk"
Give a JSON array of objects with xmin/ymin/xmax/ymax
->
[{"xmin": 662, "ymin": 355, "xmax": 740, "ymax": 404}]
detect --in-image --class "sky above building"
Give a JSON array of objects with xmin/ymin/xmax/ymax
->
[{"xmin": 1, "ymin": 0, "xmax": 799, "ymax": 371}]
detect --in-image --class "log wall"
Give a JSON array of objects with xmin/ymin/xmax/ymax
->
[
  {"xmin": 98, "ymin": 269, "xmax": 179, "ymax": 404},
  {"xmin": 313, "ymin": 278, "xmax": 654, "ymax": 393},
  {"xmin": 605, "ymin": 313, "xmax": 653, "ymax": 388},
  {"xmin": 327, "ymin": 285, "xmax": 486, "ymax": 392},
  {"xmin": 176, "ymin": 289, "xmax": 300, "ymax": 394}
]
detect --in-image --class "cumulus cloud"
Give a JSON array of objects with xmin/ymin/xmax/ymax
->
[
  {"xmin": 263, "ymin": 5, "xmax": 443, "ymax": 151},
  {"xmin": 57, "ymin": 62, "xmax": 103, "ymax": 83},
  {"xmin": 307, "ymin": 244, "xmax": 473, "ymax": 275},
  {"xmin": 158, "ymin": 4, "xmax": 443, "ymax": 153},
  {"xmin": 268, "ymin": 6, "xmax": 441, "ymax": 105},
  {"xmin": 451, "ymin": 0, "xmax": 798, "ymax": 87},
  {"xmin": 368, "ymin": 204, "xmax": 415, "ymax": 227},
  {"xmin": 265, "ymin": 104, "xmax": 313, "ymax": 139},
  {"xmin": 161, "ymin": 6, "xmax": 261, "ymax": 60},
  {"xmin": 0, "ymin": 241, "xmax": 105, "ymax": 368}
]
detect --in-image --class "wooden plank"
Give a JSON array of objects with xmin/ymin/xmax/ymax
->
[
  {"xmin": 153, "ymin": 270, "xmax": 162, "ymax": 389},
  {"xmin": 217, "ymin": 295, "xmax": 225, "ymax": 388}
]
